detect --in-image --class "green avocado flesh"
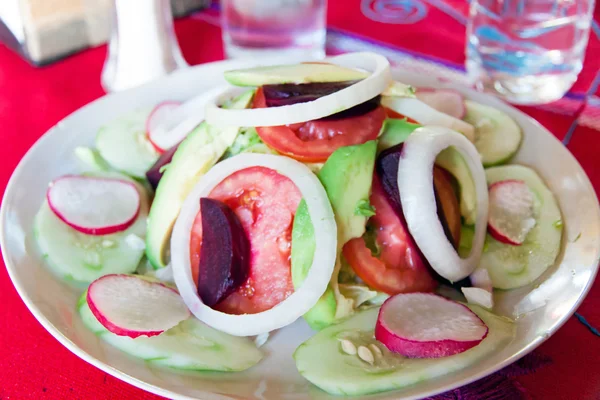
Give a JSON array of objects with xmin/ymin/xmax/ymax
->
[
  {"xmin": 224, "ymin": 63, "xmax": 368, "ymax": 87},
  {"xmin": 377, "ymin": 118, "xmax": 420, "ymax": 152},
  {"xmin": 294, "ymin": 305, "xmax": 515, "ymax": 396},
  {"xmin": 78, "ymin": 293, "xmax": 263, "ymax": 371},
  {"xmin": 145, "ymin": 90, "xmax": 254, "ymax": 269},
  {"xmin": 318, "ymin": 140, "xmax": 377, "ymax": 245},
  {"xmin": 291, "ymin": 200, "xmax": 337, "ymax": 330},
  {"xmin": 291, "ymin": 141, "xmax": 377, "ymax": 329}
]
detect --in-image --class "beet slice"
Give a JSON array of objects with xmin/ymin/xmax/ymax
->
[
  {"xmin": 197, "ymin": 198, "xmax": 250, "ymax": 307},
  {"xmin": 262, "ymin": 81, "xmax": 357, "ymax": 105},
  {"xmin": 262, "ymin": 81, "xmax": 380, "ymax": 119},
  {"xmin": 374, "ymin": 144, "xmax": 405, "ymax": 216},
  {"xmin": 375, "ymin": 145, "xmax": 471, "ymax": 288},
  {"xmin": 145, "ymin": 142, "xmax": 180, "ymax": 190}
]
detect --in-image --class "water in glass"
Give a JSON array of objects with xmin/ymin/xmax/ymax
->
[
  {"xmin": 221, "ymin": 0, "xmax": 327, "ymax": 60},
  {"xmin": 466, "ymin": 0, "xmax": 595, "ymax": 104}
]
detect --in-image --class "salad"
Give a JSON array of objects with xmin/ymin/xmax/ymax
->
[{"xmin": 33, "ymin": 52, "xmax": 563, "ymax": 396}]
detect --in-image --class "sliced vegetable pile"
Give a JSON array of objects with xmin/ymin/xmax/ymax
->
[{"xmin": 33, "ymin": 52, "xmax": 565, "ymax": 396}]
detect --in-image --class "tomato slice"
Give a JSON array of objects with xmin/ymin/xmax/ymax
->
[
  {"xmin": 384, "ymin": 107, "xmax": 419, "ymax": 124},
  {"xmin": 433, "ymin": 166, "xmax": 461, "ymax": 248},
  {"xmin": 253, "ymin": 88, "xmax": 386, "ymax": 162},
  {"xmin": 342, "ymin": 176, "xmax": 437, "ymax": 294},
  {"xmin": 190, "ymin": 166, "xmax": 302, "ymax": 314}
]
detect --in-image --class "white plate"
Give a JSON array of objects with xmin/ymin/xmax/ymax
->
[{"xmin": 2, "ymin": 58, "xmax": 599, "ymax": 400}]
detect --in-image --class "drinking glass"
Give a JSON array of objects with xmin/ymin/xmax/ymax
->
[
  {"xmin": 221, "ymin": 0, "xmax": 327, "ymax": 60},
  {"xmin": 466, "ymin": 0, "xmax": 595, "ymax": 104},
  {"xmin": 102, "ymin": 0, "xmax": 187, "ymax": 92}
]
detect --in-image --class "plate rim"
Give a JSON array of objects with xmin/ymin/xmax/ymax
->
[{"xmin": 1, "ymin": 58, "xmax": 599, "ymax": 400}]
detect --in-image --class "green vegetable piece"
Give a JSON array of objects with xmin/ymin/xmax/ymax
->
[
  {"xmin": 377, "ymin": 118, "xmax": 420, "ymax": 152},
  {"xmin": 291, "ymin": 200, "xmax": 337, "ymax": 330}
]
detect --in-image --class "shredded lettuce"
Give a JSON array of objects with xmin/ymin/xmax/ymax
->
[
  {"xmin": 339, "ymin": 284, "xmax": 389, "ymax": 308},
  {"xmin": 354, "ymin": 199, "xmax": 376, "ymax": 217},
  {"xmin": 338, "ymin": 255, "xmax": 358, "ymax": 284},
  {"xmin": 222, "ymin": 127, "xmax": 276, "ymax": 159}
]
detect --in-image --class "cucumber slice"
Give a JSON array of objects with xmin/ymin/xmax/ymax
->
[
  {"xmin": 96, "ymin": 108, "xmax": 159, "ymax": 179},
  {"xmin": 34, "ymin": 173, "xmax": 149, "ymax": 285},
  {"xmin": 78, "ymin": 294, "xmax": 263, "ymax": 371},
  {"xmin": 294, "ymin": 305, "xmax": 514, "ymax": 396},
  {"xmin": 146, "ymin": 91, "xmax": 254, "ymax": 269},
  {"xmin": 463, "ymin": 101, "xmax": 522, "ymax": 167},
  {"xmin": 482, "ymin": 165, "xmax": 562, "ymax": 289},
  {"xmin": 74, "ymin": 147, "xmax": 112, "ymax": 172}
]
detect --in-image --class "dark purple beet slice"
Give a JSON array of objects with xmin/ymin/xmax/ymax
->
[
  {"xmin": 197, "ymin": 197, "xmax": 250, "ymax": 307},
  {"xmin": 375, "ymin": 144, "xmax": 471, "ymax": 288},
  {"xmin": 145, "ymin": 143, "xmax": 180, "ymax": 190},
  {"xmin": 375, "ymin": 144, "xmax": 404, "ymax": 216},
  {"xmin": 262, "ymin": 81, "xmax": 380, "ymax": 120},
  {"xmin": 262, "ymin": 81, "xmax": 358, "ymax": 105}
]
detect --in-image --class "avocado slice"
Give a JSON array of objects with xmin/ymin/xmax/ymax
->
[
  {"xmin": 291, "ymin": 141, "xmax": 377, "ymax": 329},
  {"xmin": 377, "ymin": 118, "xmax": 420, "ymax": 152},
  {"xmin": 145, "ymin": 90, "xmax": 254, "ymax": 269},
  {"xmin": 224, "ymin": 63, "xmax": 368, "ymax": 87},
  {"xmin": 318, "ymin": 140, "xmax": 378, "ymax": 244},
  {"xmin": 291, "ymin": 200, "xmax": 337, "ymax": 330}
]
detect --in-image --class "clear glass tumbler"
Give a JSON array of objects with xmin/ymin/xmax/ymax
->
[
  {"xmin": 221, "ymin": 0, "xmax": 327, "ymax": 60},
  {"xmin": 466, "ymin": 0, "xmax": 595, "ymax": 104}
]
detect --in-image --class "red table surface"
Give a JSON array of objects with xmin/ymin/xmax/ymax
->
[{"xmin": 1, "ymin": 1, "xmax": 599, "ymax": 399}]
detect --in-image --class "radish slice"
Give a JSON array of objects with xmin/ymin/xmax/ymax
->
[
  {"xmin": 205, "ymin": 52, "xmax": 392, "ymax": 127},
  {"xmin": 382, "ymin": 96, "xmax": 475, "ymax": 142},
  {"xmin": 146, "ymin": 85, "xmax": 232, "ymax": 155},
  {"xmin": 87, "ymin": 274, "xmax": 190, "ymax": 338},
  {"xmin": 397, "ymin": 126, "xmax": 488, "ymax": 282},
  {"xmin": 375, "ymin": 293, "xmax": 488, "ymax": 358},
  {"xmin": 416, "ymin": 89, "xmax": 466, "ymax": 119},
  {"xmin": 488, "ymin": 179, "xmax": 536, "ymax": 245},
  {"xmin": 146, "ymin": 101, "xmax": 181, "ymax": 153},
  {"xmin": 47, "ymin": 175, "xmax": 141, "ymax": 236},
  {"xmin": 171, "ymin": 154, "xmax": 337, "ymax": 336}
]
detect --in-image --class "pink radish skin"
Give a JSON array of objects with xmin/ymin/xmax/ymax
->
[
  {"xmin": 375, "ymin": 293, "xmax": 488, "ymax": 359},
  {"xmin": 47, "ymin": 175, "xmax": 140, "ymax": 236},
  {"xmin": 146, "ymin": 101, "xmax": 182, "ymax": 153},
  {"xmin": 87, "ymin": 274, "xmax": 190, "ymax": 338},
  {"xmin": 488, "ymin": 179, "xmax": 536, "ymax": 246},
  {"xmin": 416, "ymin": 88, "xmax": 466, "ymax": 119}
]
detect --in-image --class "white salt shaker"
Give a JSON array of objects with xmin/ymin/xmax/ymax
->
[{"xmin": 101, "ymin": 0, "xmax": 188, "ymax": 92}]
